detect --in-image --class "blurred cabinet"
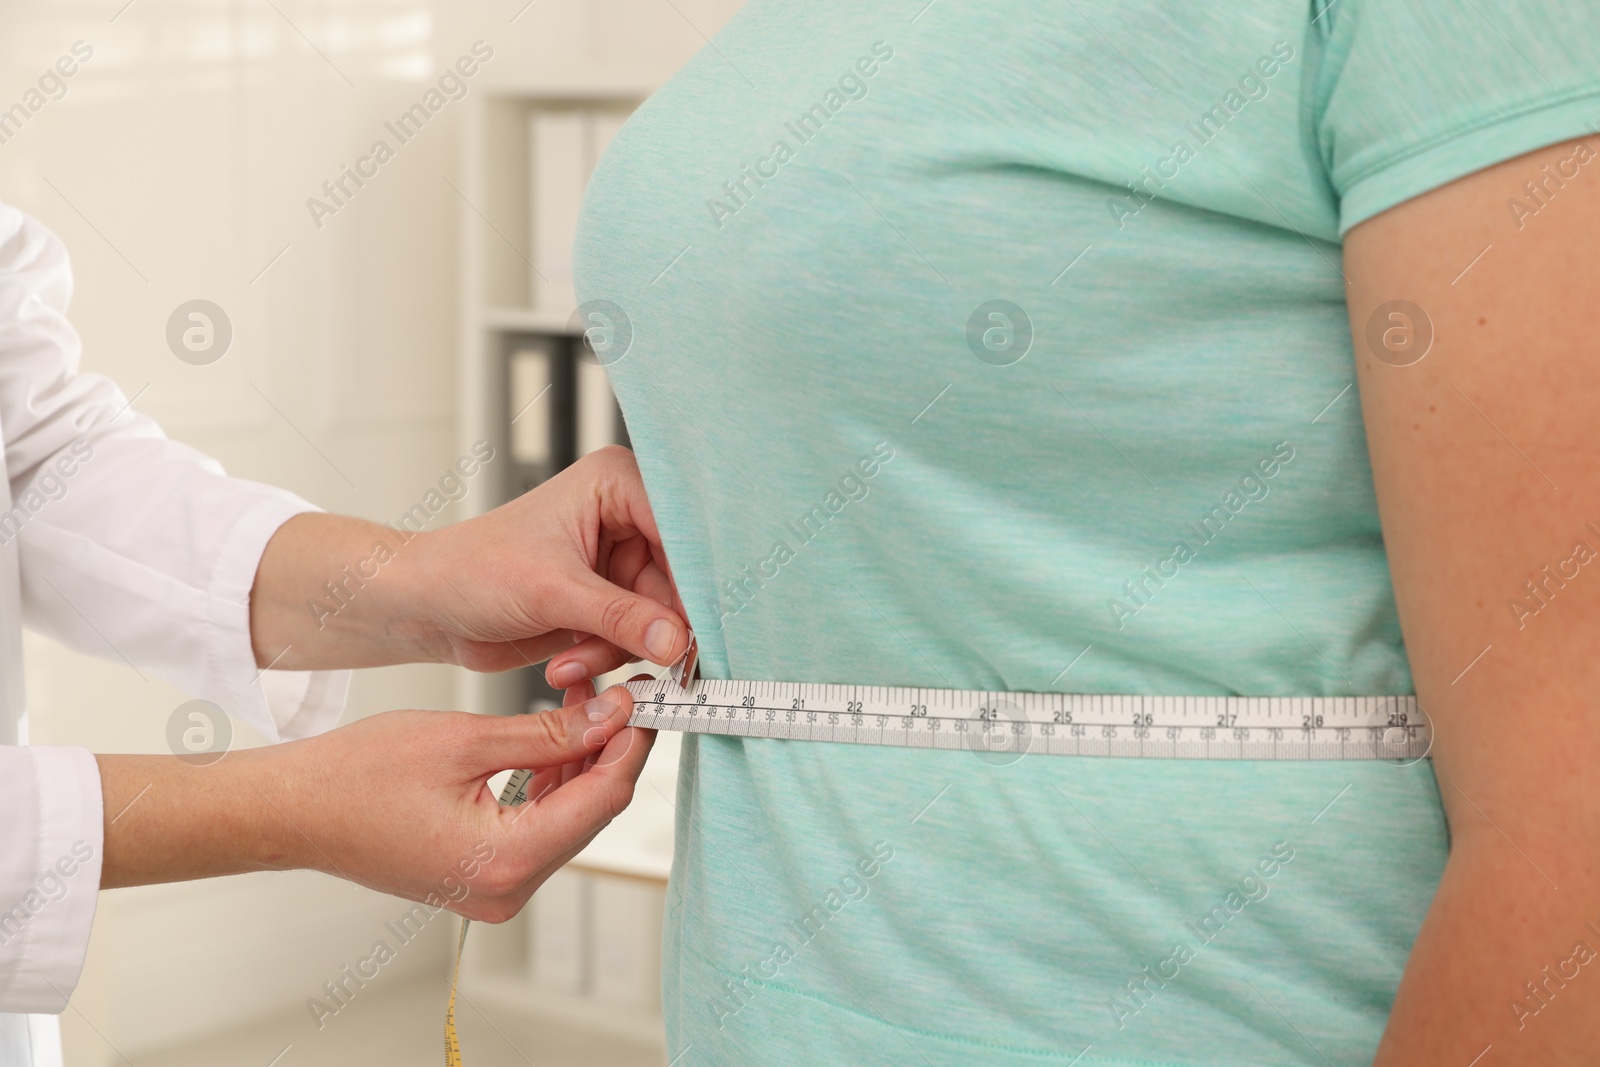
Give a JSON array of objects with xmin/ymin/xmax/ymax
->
[
  {"xmin": 459, "ymin": 867, "xmax": 670, "ymax": 1050},
  {"xmin": 454, "ymin": 65, "xmax": 695, "ymax": 1059},
  {"xmin": 458, "ymin": 81, "xmax": 654, "ymax": 713}
]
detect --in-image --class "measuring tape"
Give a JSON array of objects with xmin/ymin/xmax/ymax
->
[
  {"xmin": 622, "ymin": 677, "xmax": 1432, "ymax": 762},
  {"xmin": 444, "ymin": 653, "xmax": 1429, "ymax": 1060},
  {"xmin": 445, "ymin": 768, "xmax": 534, "ymax": 1067}
]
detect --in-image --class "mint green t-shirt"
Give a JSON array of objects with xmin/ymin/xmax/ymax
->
[{"xmin": 572, "ymin": 2, "xmax": 1600, "ymax": 1064}]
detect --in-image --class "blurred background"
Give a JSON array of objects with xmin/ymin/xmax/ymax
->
[{"xmin": 2, "ymin": 0, "xmax": 741, "ymax": 1062}]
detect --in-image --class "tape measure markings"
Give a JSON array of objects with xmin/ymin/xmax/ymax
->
[
  {"xmin": 623, "ymin": 679, "xmax": 1429, "ymax": 761},
  {"xmin": 445, "ymin": 679, "xmax": 1428, "ymax": 1060}
]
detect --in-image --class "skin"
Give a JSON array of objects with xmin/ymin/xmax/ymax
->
[
  {"xmin": 96, "ymin": 683, "xmax": 653, "ymax": 921},
  {"xmin": 1347, "ymin": 137, "xmax": 1600, "ymax": 1061},
  {"xmin": 249, "ymin": 444, "xmax": 687, "ymax": 676},
  {"xmin": 94, "ymin": 445, "xmax": 686, "ymax": 920}
]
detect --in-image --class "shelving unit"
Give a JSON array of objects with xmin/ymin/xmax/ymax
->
[
  {"xmin": 454, "ymin": 71, "xmax": 679, "ymax": 1060},
  {"xmin": 456, "ymin": 70, "xmax": 662, "ymax": 744},
  {"xmin": 483, "ymin": 305, "xmax": 580, "ymax": 332},
  {"xmin": 458, "ymin": 875, "xmax": 670, "ymax": 1050}
]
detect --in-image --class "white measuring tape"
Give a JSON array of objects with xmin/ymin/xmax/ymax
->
[
  {"xmin": 621, "ymin": 677, "xmax": 1432, "ymax": 762},
  {"xmin": 445, "ymin": 648, "xmax": 1430, "ymax": 1061}
]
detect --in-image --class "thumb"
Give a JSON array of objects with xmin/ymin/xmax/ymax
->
[
  {"xmin": 470, "ymin": 686, "xmax": 635, "ymax": 772},
  {"xmin": 503, "ymin": 725, "xmax": 656, "ymax": 857},
  {"xmin": 560, "ymin": 569, "xmax": 688, "ymax": 667}
]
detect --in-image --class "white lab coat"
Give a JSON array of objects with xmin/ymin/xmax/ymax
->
[{"xmin": 0, "ymin": 204, "xmax": 349, "ymax": 1063}]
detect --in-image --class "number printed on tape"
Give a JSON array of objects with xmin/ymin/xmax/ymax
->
[{"xmin": 624, "ymin": 679, "xmax": 1432, "ymax": 762}]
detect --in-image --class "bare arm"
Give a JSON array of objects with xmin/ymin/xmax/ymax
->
[
  {"xmin": 98, "ymin": 446, "xmax": 685, "ymax": 909},
  {"xmin": 1347, "ymin": 138, "xmax": 1600, "ymax": 1062},
  {"xmin": 248, "ymin": 445, "xmax": 689, "ymax": 679},
  {"xmin": 96, "ymin": 682, "xmax": 650, "ymax": 918}
]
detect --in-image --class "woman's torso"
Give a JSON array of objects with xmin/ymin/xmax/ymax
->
[{"xmin": 574, "ymin": 3, "xmax": 1451, "ymax": 1063}]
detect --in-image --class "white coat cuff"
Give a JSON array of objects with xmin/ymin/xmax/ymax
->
[
  {"xmin": 204, "ymin": 493, "xmax": 350, "ymax": 743},
  {"xmin": 0, "ymin": 745, "xmax": 103, "ymax": 1013}
]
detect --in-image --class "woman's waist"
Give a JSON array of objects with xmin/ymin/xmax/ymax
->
[{"xmin": 666, "ymin": 738, "xmax": 1448, "ymax": 1063}]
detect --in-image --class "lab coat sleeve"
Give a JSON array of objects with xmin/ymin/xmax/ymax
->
[
  {"xmin": 0, "ymin": 745, "xmax": 102, "ymax": 1013},
  {"xmin": 0, "ymin": 204, "xmax": 351, "ymax": 742},
  {"xmin": 0, "ymin": 204, "xmax": 352, "ymax": 1014}
]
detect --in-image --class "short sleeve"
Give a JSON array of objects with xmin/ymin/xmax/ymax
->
[{"xmin": 1313, "ymin": 0, "xmax": 1600, "ymax": 234}]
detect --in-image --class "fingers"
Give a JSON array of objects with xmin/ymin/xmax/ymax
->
[
  {"xmin": 601, "ymin": 537, "xmax": 676, "ymax": 607},
  {"xmin": 458, "ymin": 823, "xmax": 609, "ymax": 923},
  {"xmin": 546, "ymin": 549, "xmax": 681, "ymax": 687},
  {"xmin": 519, "ymin": 765, "xmax": 564, "ymax": 806},
  {"xmin": 491, "ymin": 822, "xmax": 611, "ymax": 917},
  {"xmin": 582, "ymin": 445, "xmax": 666, "ymax": 553},
  {"xmin": 546, "ymin": 634, "xmax": 636, "ymax": 688},
  {"xmin": 624, "ymin": 553, "xmax": 679, "ymax": 615},
  {"xmin": 500, "ymin": 725, "xmax": 656, "ymax": 856},
  {"xmin": 558, "ymin": 568, "xmax": 688, "ymax": 670},
  {"xmin": 516, "ymin": 683, "xmax": 595, "ymax": 805},
  {"xmin": 607, "ymin": 539, "xmax": 684, "ymax": 649},
  {"xmin": 468, "ymin": 697, "xmax": 655, "ymax": 919},
  {"xmin": 471, "ymin": 685, "xmax": 635, "ymax": 771}
]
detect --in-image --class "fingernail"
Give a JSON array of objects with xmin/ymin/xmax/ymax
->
[
  {"xmin": 550, "ymin": 660, "xmax": 586, "ymax": 688},
  {"xmin": 584, "ymin": 692, "xmax": 623, "ymax": 723},
  {"xmin": 645, "ymin": 618, "xmax": 678, "ymax": 662}
]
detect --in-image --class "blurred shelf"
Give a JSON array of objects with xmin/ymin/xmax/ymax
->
[
  {"xmin": 568, "ymin": 850, "xmax": 671, "ymax": 884},
  {"xmin": 484, "ymin": 305, "xmax": 581, "ymax": 333},
  {"xmin": 457, "ymin": 78, "xmax": 676, "ymax": 1047},
  {"xmin": 482, "ymin": 67, "xmax": 674, "ymax": 101}
]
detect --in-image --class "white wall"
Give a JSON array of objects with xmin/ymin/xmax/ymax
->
[{"xmin": 0, "ymin": 0, "xmax": 737, "ymax": 1061}]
